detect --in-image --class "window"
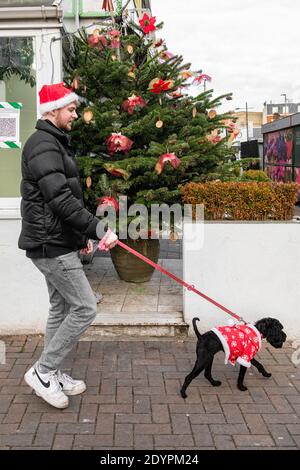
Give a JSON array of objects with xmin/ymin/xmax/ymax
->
[
  {"xmin": 0, "ymin": 36, "xmax": 36, "ymax": 197},
  {"xmin": 63, "ymin": 0, "xmax": 123, "ymax": 17},
  {"xmin": 0, "ymin": 1, "xmax": 53, "ymax": 5},
  {"xmin": 81, "ymin": 0, "xmax": 123, "ymax": 16}
]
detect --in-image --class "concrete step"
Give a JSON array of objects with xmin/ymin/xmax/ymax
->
[{"xmin": 82, "ymin": 311, "xmax": 189, "ymax": 340}]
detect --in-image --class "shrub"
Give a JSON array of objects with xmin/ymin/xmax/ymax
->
[
  {"xmin": 241, "ymin": 170, "xmax": 270, "ymax": 182},
  {"xmin": 180, "ymin": 181, "xmax": 298, "ymax": 220}
]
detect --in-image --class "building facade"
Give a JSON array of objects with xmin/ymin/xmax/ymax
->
[
  {"xmin": 0, "ymin": 0, "xmax": 151, "ymax": 334},
  {"xmin": 263, "ymin": 101, "xmax": 300, "ymax": 124},
  {"xmin": 0, "ymin": 0, "xmax": 151, "ymax": 211}
]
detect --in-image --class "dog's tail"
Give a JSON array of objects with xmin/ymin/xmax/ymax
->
[{"xmin": 192, "ymin": 317, "xmax": 202, "ymax": 340}]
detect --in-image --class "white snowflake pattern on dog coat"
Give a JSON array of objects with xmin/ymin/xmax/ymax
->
[{"xmin": 211, "ymin": 323, "xmax": 262, "ymax": 368}]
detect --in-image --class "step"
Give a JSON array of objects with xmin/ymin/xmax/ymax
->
[{"xmin": 82, "ymin": 311, "xmax": 189, "ymax": 340}]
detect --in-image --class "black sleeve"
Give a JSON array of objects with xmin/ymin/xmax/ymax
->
[{"xmin": 28, "ymin": 141, "xmax": 99, "ymax": 239}]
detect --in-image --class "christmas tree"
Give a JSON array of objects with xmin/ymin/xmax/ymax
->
[{"xmin": 64, "ymin": 10, "xmax": 238, "ymax": 235}]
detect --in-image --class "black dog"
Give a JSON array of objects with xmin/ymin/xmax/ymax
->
[{"xmin": 180, "ymin": 317, "xmax": 286, "ymax": 398}]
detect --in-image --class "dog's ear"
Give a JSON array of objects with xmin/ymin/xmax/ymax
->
[
  {"xmin": 255, "ymin": 317, "xmax": 284, "ymax": 337},
  {"xmin": 254, "ymin": 317, "xmax": 272, "ymax": 337},
  {"xmin": 274, "ymin": 319, "xmax": 284, "ymax": 330},
  {"xmin": 264, "ymin": 319, "xmax": 287, "ymax": 348}
]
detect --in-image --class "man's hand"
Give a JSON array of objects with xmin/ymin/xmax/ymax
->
[
  {"xmin": 106, "ymin": 237, "xmax": 118, "ymax": 250},
  {"xmin": 98, "ymin": 229, "xmax": 118, "ymax": 251},
  {"xmin": 79, "ymin": 239, "xmax": 94, "ymax": 256}
]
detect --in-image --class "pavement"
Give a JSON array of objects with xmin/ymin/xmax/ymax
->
[
  {"xmin": 0, "ymin": 336, "xmax": 300, "ymax": 450},
  {"xmin": 1, "ymin": 207, "xmax": 300, "ymax": 451}
]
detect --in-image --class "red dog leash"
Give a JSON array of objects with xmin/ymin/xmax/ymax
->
[{"xmin": 107, "ymin": 237, "xmax": 245, "ymax": 323}]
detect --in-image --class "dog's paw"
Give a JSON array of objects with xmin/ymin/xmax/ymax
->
[
  {"xmin": 237, "ymin": 383, "xmax": 248, "ymax": 392},
  {"xmin": 180, "ymin": 390, "xmax": 187, "ymax": 399}
]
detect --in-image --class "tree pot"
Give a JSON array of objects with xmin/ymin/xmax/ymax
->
[{"xmin": 110, "ymin": 238, "xmax": 160, "ymax": 283}]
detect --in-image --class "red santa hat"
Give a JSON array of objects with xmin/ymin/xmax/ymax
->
[{"xmin": 39, "ymin": 82, "xmax": 79, "ymax": 114}]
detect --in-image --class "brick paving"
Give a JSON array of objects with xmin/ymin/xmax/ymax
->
[{"xmin": 0, "ymin": 335, "xmax": 300, "ymax": 450}]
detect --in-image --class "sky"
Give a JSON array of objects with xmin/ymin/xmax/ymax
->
[{"xmin": 150, "ymin": 0, "xmax": 300, "ymax": 113}]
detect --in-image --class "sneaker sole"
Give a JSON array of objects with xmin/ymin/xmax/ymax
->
[
  {"xmin": 24, "ymin": 372, "xmax": 69, "ymax": 409},
  {"xmin": 63, "ymin": 383, "xmax": 87, "ymax": 396},
  {"xmin": 36, "ymin": 383, "xmax": 87, "ymax": 397}
]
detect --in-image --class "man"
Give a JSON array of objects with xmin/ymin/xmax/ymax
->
[{"xmin": 19, "ymin": 82, "xmax": 117, "ymax": 409}]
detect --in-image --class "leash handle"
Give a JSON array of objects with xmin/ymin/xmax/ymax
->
[{"xmin": 116, "ymin": 239, "xmax": 243, "ymax": 322}]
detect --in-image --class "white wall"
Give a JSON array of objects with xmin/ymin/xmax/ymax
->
[
  {"xmin": 184, "ymin": 222, "xmax": 300, "ymax": 340},
  {"xmin": 2, "ymin": 219, "xmax": 300, "ymax": 339},
  {"xmin": 0, "ymin": 219, "xmax": 48, "ymax": 334}
]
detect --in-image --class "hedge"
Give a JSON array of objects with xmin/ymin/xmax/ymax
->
[
  {"xmin": 180, "ymin": 181, "xmax": 298, "ymax": 221},
  {"xmin": 240, "ymin": 170, "xmax": 270, "ymax": 182}
]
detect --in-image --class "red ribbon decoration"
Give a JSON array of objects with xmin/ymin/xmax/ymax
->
[{"xmin": 102, "ymin": 0, "xmax": 114, "ymax": 11}]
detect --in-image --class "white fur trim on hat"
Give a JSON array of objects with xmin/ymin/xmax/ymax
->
[{"xmin": 39, "ymin": 92, "xmax": 79, "ymax": 114}]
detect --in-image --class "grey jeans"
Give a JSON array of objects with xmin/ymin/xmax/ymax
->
[{"xmin": 31, "ymin": 251, "xmax": 97, "ymax": 371}]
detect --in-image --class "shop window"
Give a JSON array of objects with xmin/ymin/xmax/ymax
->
[
  {"xmin": 63, "ymin": 0, "xmax": 123, "ymax": 17},
  {"xmin": 0, "ymin": 36, "xmax": 36, "ymax": 197},
  {"xmin": 295, "ymin": 128, "xmax": 300, "ymax": 167}
]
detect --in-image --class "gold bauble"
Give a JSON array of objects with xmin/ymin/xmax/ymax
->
[
  {"xmin": 127, "ymin": 45, "xmax": 134, "ymax": 54},
  {"xmin": 167, "ymin": 79, "xmax": 174, "ymax": 89},
  {"xmin": 71, "ymin": 76, "xmax": 80, "ymax": 90},
  {"xmin": 208, "ymin": 109, "xmax": 217, "ymax": 119},
  {"xmin": 155, "ymin": 120, "xmax": 164, "ymax": 128},
  {"xmin": 83, "ymin": 108, "xmax": 93, "ymax": 124},
  {"xmin": 86, "ymin": 176, "xmax": 92, "ymax": 188}
]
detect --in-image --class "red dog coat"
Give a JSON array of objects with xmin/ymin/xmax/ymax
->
[{"xmin": 212, "ymin": 323, "xmax": 262, "ymax": 368}]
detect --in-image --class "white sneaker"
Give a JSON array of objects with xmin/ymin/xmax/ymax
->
[
  {"xmin": 24, "ymin": 365, "xmax": 69, "ymax": 409},
  {"xmin": 57, "ymin": 370, "xmax": 87, "ymax": 396}
]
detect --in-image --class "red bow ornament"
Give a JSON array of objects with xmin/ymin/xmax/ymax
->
[
  {"xmin": 206, "ymin": 129, "xmax": 222, "ymax": 144},
  {"xmin": 155, "ymin": 153, "xmax": 181, "ymax": 175},
  {"xmin": 87, "ymin": 32, "xmax": 108, "ymax": 49},
  {"xmin": 139, "ymin": 13, "xmax": 156, "ymax": 34},
  {"xmin": 96, "ymin": 196, "xmax": 119, "ymax": 213},
  {"xmin": 106, "ymin": 132, "xmax": 133, "ymax": 154},
  {"xmin": 122, "ymin": 94, "xmax": 147, "ymax": 115},
  {"xmin": 108, "ymin": 29, "xmax": 121, "ymax": 49},
  {"xmin": 193, "ymin": 73, "xmax": 212, "ymax": 85},
  {"xmin": 149, "ymin": 78, "xmax": 173, "ymax": 94}
]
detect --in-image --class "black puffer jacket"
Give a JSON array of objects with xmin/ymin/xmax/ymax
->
[{"xmin": 18, "ymin": 119, "xmax": 99, "ymax": 255}]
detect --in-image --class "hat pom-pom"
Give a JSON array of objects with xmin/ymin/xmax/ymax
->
[{"xmin": 227, "ymin": 318, "xmax": 235, "ymax": 327}]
